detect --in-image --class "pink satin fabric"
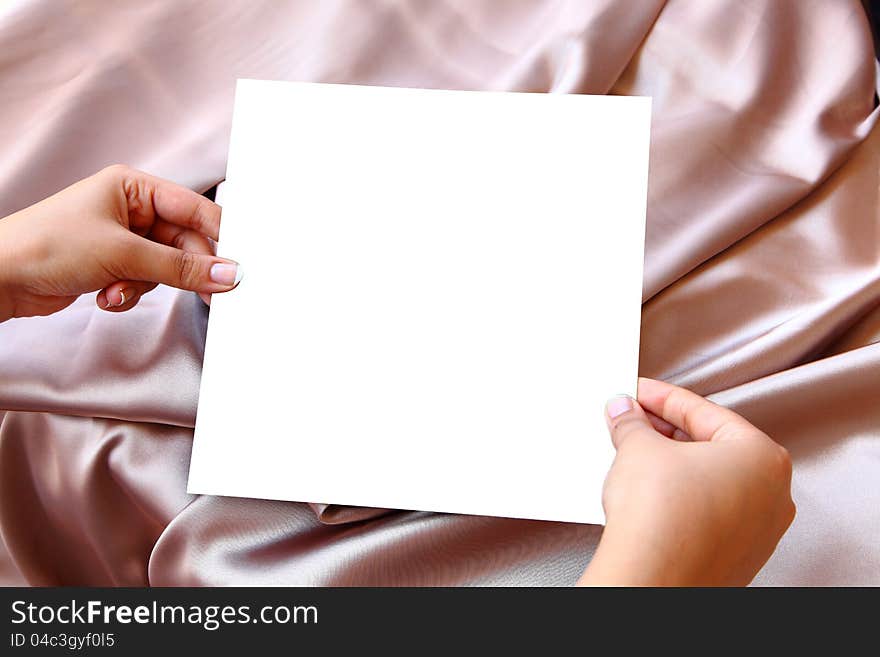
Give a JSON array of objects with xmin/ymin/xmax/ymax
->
[{"xmin": 0, "ymin": 0, "xmax": 877, "ymax": 585}]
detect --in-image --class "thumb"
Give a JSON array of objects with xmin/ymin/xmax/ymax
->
[
  {"xmin": 605, "ymin": 395, "xmax": 660, "ymax": 450},
  {"xmin": 122, "ymin": 237, "xmax": 242, "ymax": 294}
]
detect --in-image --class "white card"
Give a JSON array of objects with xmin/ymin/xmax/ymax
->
[{"xmin": 188, "ymin": 80, "xmax": 650, "ymax": 524}]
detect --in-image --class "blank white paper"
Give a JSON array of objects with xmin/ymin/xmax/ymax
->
[{"xmin": 187, "ymin": 80, "xmax": 650, "ymax": 524}]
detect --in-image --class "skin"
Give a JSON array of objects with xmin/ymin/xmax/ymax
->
[
  {"xmin": 0, "ymin": 167, "xmax": 795, "ymax": 586},
  {"xmin": 579, "ymin": 379, "xmax": 796, "ymax": 586},
  {"xmin": 0, "ymin": 165, "xmax": 239, "ymax": 321}
]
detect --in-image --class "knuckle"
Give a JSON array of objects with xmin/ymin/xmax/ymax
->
[
  {"xmin": 770, "ymin": 443, "xmax": 793, "ymax": 479},
  {"xmin": 174, "ymin": 250, "xmax": 200, "ymax": 286},
  {"xmin": 666, "ymin": 390, "xmax": 696, "ymax": 433},
  {"xmin": 785, "ymin": 498, "xmax": 797, "ymax": 524},
  {"xmin": 601, "ymin": 476, "xmax": 624, "ymax": 511},
  {"xmin": 611, "ymin": 415, "xmax": 638, "ymax": 433},
  {"xmin": 102, "ymin": 165, "xmax": 151, "ymax": 214},
  {"xmin": 188, "ymin": 199, "xmax": 211, "ymax": 235},
  {"xmin": 712, "ymin": 418, "xmax": 744, "ymax": 442},
  {"xmin": 612, "ymin": 415, "xmax": 648, "ymax": 442},
  {"xmin": 660, "ymin": 389, "xmax": 680, "ymax": 423},
  {"xmin": 100, "ymin": 163, "xmax": 132, "ymax": 181},
  {"xmin": 750, "ymin": 437, "xmax": 792, "ymax": 478}
]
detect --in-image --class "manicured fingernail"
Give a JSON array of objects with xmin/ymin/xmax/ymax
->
[
  {"xmin": 606, "ymin": 395, "xmax": 633, "ymax": 419},
  {"xmin": 210, "ymin": 262, "xmax": 242, "ymax": 286},
  {"xmin": 109, "ymin": 287, "xmax": 135, "ymax": 307}
]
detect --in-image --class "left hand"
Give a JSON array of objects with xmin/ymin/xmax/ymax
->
[{"xmin": 0, "ymin": 165, "xmax": 240, "ymax": 322}]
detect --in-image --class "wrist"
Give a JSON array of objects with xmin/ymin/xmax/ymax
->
[{"xmin": 577, "ymin": 519, "xmax": 689, "ymax": 587}]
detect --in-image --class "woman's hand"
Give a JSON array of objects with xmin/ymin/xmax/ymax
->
[
  {"xmin": 579, "ymin": 377, "xmax": 795, "ymax": 586},
  {"xmin": 0, "ymin": 165, "xmax": 240, "ymax": 322}
]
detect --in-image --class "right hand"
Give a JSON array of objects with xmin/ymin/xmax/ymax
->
[{"xmin": 578, "ymin": 377, "xmax": 795, "ymax": 586}]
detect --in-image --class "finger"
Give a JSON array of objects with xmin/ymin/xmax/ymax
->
[
  {"xmin": 636, "ymin": 377, "xmax": 758, "ymax": 442},
  {"xmin": 646, "ymin": 410, "xmax": 692, "ymax": 442},
  {"xmin": 118, "ymin": 234, "xmax": 242, "ymax": 295},
  {"xmin": 605, "ymin": 395, "xmax": 662, "ymax": 450},
  {"xmin": 112, "ymin": 166, "xmax": 222, "ymax": 241},
  {"xmin": 149, "ymin": 221, "xmax": 219, "ymax": 303},
  {"xmin": 146, "ymin": 220, "xmax": 217, "ymax": 306},
  {"xmin": 151, "ymin": 177, "xmax": 221, "ymax": 240},
  {"xmin": 96, "ymin": 281, "xmax": 157, "ymax": 312},
  {"xmin": 148, "ymin": 218, "xmax": 217, "ymax": 255}
]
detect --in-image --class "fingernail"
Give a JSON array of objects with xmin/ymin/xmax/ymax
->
[
  {"xmin": 109, "ymin": 287, "xmax": 135, "ymax": 307},
  {"xmin": 606, "ymin": 395, "xmax": 633, "ymax": 419},
  {"xmin": 210, "ymin": 262, "xmax": 242, "ymax": 286}
]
